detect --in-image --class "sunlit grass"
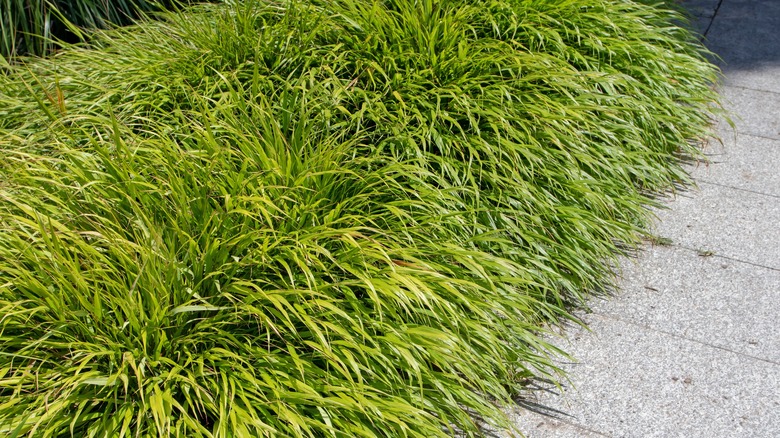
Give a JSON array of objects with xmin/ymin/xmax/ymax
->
[{"xmin": 0, "ymin": 0, "xmax": 721, "ymax": 436}]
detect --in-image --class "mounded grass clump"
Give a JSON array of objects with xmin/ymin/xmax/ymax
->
[{"xmin": 0, "ymin": 0, "xmax": 720, "ymax": 436}]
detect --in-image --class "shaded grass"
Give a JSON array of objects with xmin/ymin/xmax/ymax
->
[
  {"xmin": 0, "ymin": 0, "xmax": 721, "ymax": 436},
  {"xmin": 0, "ymin": 0, "xmax": 208, "ymax": 59}
]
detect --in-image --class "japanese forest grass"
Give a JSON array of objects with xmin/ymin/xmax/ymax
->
[{"xmin": 0, "ymin": 0, "xmax": 720, "ymax": 436}]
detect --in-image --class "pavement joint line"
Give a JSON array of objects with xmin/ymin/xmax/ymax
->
[
  {"xmin": 737, "ymin": 131, "xmax": 780, "ymax": 143},
  {"xmin": 701, "ymin": 131, "xmax": 780, "ymax": 153},
  {"xmin": 701, "ymin": 0, "xmax": 723, "ymax": 39},
  {"xmin": 697, "ymin": 179, "xmax": 780, "ymax": 199},
  {"xmin": 518, "ymin": 411, "xmax": 613, "ymax": 437},
  {"xmin": 723, "ymin": 83, "xmax": 780, "ymax": 98},
  {"xmin": 720, "ymin": 127, "xmax": 780, "ymax": 143},
  {"xmin": 673, "ymin": 243, "xmax": 780, "ymax": 273},
  {"xmin": 592, "ymin": 313, "xmax": 780, "ymax": 367},
  {"xmin": 658, "ymin": 189, "xmax": 698, "ymax": 201},
  {"xmin": 738, "ymin": 132, "xmax": 780, "ymax": 141}
]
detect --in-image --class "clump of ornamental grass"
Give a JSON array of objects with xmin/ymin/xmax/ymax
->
[
  {"xmin": 0, "ymin": 0, "xmax": 720, "ymax": 436},
  {"xmin": 0, "ymin": 85, "xmax": 562, "ymax": 437}
]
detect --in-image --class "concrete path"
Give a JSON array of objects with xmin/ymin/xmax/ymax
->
[{"xmin": 510, "ymin": 1, "xmax": 780, "ymax": 436}]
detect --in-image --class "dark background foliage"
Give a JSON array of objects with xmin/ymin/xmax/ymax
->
[{"xmin": 1, "ymin": 0, "xmax": 206, "ymax": 59}]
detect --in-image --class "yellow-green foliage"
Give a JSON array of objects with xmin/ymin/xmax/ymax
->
[{"xmin": 0, "ymin": 0, "xmax": 719, "ymax": 436}]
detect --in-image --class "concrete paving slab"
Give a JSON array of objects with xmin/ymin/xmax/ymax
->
[
  {"xmin": 719, "ymin": 86, "xmax": 780, "ymax": 140},
  {"xmin": 511, "ymin": 316, "xmax": 780, "ymax": 437},
  {"xmin": 688, "ymin": 17, "xmax": 711, "ymax": 37},
  {"xmin": 691, "ymin": 134, "xmax": 780, "ymax": 197},
  {"xmin": 717, "ymin": 67, "xmax": 780, "ymax": 96},
  {"xmin": 680, "ymin": 0, "xmax": 719, "ymax": 35},
  {"xmin": 702, "ymin": 0, "xmax": 780, "ymax": 93},
  {"xmin": 592, "ymin": 245, "xmax": 780, "ymax": 363},
  {"xmin": 652, "ymin": 182, "xmax": 780, "ymax": 269},
  {"xmin": 681, "ymin": 0, "xmax": 719, "ymax": 19},
  {"xmin": 704, "ymin": 1, "xmax": 780, "ymax": 57}
]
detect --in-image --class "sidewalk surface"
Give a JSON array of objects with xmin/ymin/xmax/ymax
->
[{"xmin": 510, "ymin": 1, "xmax": 780, "ymax": 436}]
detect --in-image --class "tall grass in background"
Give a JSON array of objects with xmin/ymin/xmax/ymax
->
[
  {"xmin": 0, "ymin": 0, "xmax": 198, "ymax": 59},
  {"xmin": 0, "ymin": 0, "xmax": 721, "ymax": 436}
]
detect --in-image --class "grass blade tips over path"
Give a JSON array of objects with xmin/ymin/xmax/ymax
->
[{"xmin": 0, "ymin": 0, "xmax": 722, "ymax": 436}]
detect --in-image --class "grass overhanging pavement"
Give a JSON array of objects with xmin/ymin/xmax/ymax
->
[{"xmin": 0, "ymin": 0, "xmax": 721, "ymax": 436}]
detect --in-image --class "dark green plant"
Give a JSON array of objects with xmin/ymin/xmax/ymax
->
[
  {"xmin": 0, "ymin": 0, "xmax": 721, "ymax": 436},
  {"xmin": 0, "ymin": 0, "xmax": 195, "ymax": 59}
]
